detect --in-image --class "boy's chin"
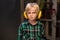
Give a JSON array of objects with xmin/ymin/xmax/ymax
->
[{"xmin": 28, "ymin": 19, "xmax": 36, "ymax": 21}]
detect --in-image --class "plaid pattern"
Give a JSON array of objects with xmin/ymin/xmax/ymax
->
[{"xmin": 18, "ymin": 20, "xmax": 44, "ymax": 40}]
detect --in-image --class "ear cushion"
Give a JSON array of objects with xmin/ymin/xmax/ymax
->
[
  {"xmin": 37, "ymin": 11, "xmax": 42, "ymax": 19},
  {"xmin": 24, "ymin": 11, "xmax": 27, "ymax": 19},
  {"xmin": 24, "ymin": 11, "xmax": 42, "ymax": 19}
]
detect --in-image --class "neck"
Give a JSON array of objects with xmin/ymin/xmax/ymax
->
[{"xmin": 28, "ymin": 20, "xmax": 37, "ymax": 25}]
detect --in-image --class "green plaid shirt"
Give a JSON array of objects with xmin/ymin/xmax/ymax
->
[{"xmin": 18, "ymin": 20, "xmax": 45, "ymax": 40}]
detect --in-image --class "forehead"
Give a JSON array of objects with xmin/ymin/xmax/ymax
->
[{"xmin": 28, "ymin": 7, "xmax": 36, "ymax": 12}]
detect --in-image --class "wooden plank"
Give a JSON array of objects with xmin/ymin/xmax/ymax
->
[
  {"xmin": 20, "ymin": 0, "xmax": 24, "ymax": 23},
  {"xmin": 40, "ymin": 19, "xmax": 52, "ymax": 21},
  {"xmin": 57, "ymin": 20, "xmax": 60, "ymax": 23},
  {"xmin": 51, "ymin": 0, "xmax": 57, "ymax": 40},
  {"xmin": 45, "ymin": 22, "xmax": 49, "ymax": 39}
]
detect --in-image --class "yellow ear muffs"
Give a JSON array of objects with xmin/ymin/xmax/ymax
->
[
  {"xmin": 37, "ymin": 11, "xmax": 42, "ymax": 19},
  {"xmin": 24, "ymin": 11, "xmax": 28, "ymax": 19},
  {"xmin": 24, "ymin": 11, "xmax": 42, "ymax": 19}
]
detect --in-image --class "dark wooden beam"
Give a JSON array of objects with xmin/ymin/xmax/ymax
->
[{"xmin": 20, "ymin": 0, "xmax": 24, "ymax": 23}]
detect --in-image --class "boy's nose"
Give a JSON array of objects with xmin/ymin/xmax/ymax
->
[{"xmin": 30, "ymin": 13, "xmax": 33, "ymax": 16}]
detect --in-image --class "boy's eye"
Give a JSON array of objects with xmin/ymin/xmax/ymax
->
[
  {"xmin": 32, "ymin": 12, "xmax": 36, "ymax": 14},
  {"xmin": 28, "ymin": 12, "xmax": 31, "ymax": 14}
]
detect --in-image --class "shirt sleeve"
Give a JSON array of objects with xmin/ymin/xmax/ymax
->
[{"xmin": 18, "ymin": 24, "xmax": 23, "ymax": 40}]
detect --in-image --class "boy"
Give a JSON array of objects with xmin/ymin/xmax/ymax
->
[{"xmin": 18, "ymin": 3, "xmax": 45, "ymax": 40}]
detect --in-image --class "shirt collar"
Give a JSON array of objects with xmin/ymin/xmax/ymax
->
[{"xmin": 25, "ymin": 20, "xmax": 41, "ymax": 26}]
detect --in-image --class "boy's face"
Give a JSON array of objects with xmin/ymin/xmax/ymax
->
[{"xmin": 27, "ymin": 7, "xmax": 37, "ymax": 21}]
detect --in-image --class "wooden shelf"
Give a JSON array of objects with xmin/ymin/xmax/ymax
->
[{"xmin": 40, "ymin": 19, "xmax": 52, "ymax": 21}]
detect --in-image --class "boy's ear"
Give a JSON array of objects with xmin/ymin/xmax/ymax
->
[
  {"xmin": 24, "ymin": 11, "xmax": 28, "ymax": 19},
  {"xmin": 37, "ymin": 11, "xmax": 42, "ymax": 19}
]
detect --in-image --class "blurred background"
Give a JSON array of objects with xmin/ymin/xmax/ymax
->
[{"xmin": 0, "ymin": 0, "xmax": 60, "ymax": 40}]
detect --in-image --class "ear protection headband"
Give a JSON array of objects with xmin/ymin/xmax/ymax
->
[{"xmin": 24, "ymin": 11, "xmax": 42, "ymax": 19}]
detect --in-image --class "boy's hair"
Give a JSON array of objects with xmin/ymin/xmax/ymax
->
[{"xmin": 25, "ymin": 3, "xmax": 40, "ymax": 13}]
